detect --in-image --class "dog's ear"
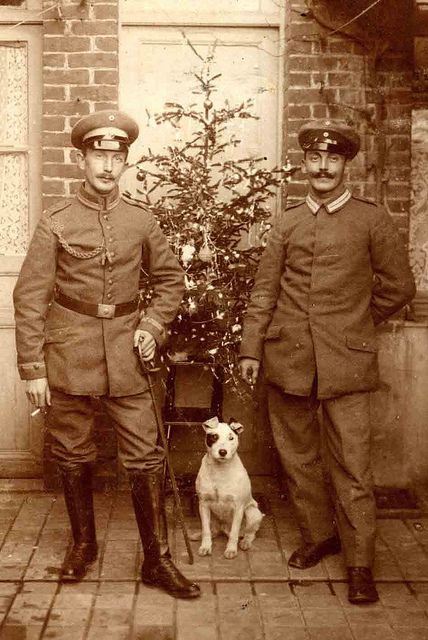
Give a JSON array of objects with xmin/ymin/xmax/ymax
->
[
  {"xmin": 202, "ymin": 416, "xmax": 219, "ymax": 432},
  {"xmin": 229, "ymin": 418, "xmax": 244, "ymax": 435}
]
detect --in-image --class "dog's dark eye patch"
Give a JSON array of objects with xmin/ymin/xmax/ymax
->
[{"xmin": 206, "ymin": 433, "xmax": 219, "ymax": 447}]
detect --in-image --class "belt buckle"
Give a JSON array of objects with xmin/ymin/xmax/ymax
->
[{"xmin": 97, "ymin": 303, "xmax": 115, "ymax": 319}]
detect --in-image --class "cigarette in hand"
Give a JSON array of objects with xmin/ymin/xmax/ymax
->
[{"xmin": 31, "ymin": 407, "xmax": 47, "ymax": 417}]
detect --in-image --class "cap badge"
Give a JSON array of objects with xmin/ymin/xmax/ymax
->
[
  {"xmin": 108, "ymin": 114, "xmax": 115, "ymax": 121},
  {"xmin": 323, "ymin": 131, "xmax": 329, "ymax": 137}
]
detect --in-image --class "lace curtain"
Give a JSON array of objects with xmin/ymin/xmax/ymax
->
[{"xmin": 0, "ymin": 42, "xmax": 29, "ymax": 255}]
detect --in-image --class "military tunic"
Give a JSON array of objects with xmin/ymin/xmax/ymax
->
[
  {"xmin": 240, "ymin": 189, "xmax": 416, "ymax": 398},
  {"xmin": 240, "ymin": 188, "xmax": 416, "ymax": 567},
  {"xmin": 13, "ymin": 184, "xmax": 185, "ymax": 397}
]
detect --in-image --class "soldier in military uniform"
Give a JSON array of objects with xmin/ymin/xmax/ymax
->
[
  {"xmin": 239, "ymin": 120, "xmax": 416, "ymax": 604},
  {"xmin": 13, "ymin": 110, "xmax": 200, "ymax": 599}
]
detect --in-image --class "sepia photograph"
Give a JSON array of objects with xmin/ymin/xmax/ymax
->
[{"xmin": 0, "ymin": 0, "xmax": 427, "ymax": 638}]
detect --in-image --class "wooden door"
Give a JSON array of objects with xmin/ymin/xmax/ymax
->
[
  {"xmin": 0, "ymin": 24, "xmax": 43, "ymax": 477},
  {"xmin": 119, "ymin": 0, "xmax": 283, "ymax": 474}
]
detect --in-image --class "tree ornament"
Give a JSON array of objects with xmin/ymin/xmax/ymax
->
[{"xmin": 198, "ymin": 242, "xmax": 214, "ymax": 263}]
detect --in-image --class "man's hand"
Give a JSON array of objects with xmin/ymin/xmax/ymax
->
[
  {"xmin": 239, "ymin": 358, "xmax": 260, "ymax": 386},
  {"xmin": 134, "ymin": 329, "xmax": 156, "ymax": 361},
  {"xmin": 26, "ymin": 378, "xmax": 51, "ymax": 408}
]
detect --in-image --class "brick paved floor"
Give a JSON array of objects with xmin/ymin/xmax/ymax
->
[{"xmin": 0, "ymin": 480, "xmax": 428, "ymax": 639}]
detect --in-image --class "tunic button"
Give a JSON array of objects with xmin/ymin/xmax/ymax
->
[
  {"xmin": 110, "ymin": 252, "xmax": 115, "ymax": 257},
  {"xmin": 34, "ymin": 364, "xmax": 40, "ymax": 370},
  {"xmin": 107, "ymin": 293, "xmax": 112, "ymax": 299},
  {"xmin": 103, "ymin": 215, "xmax": 108, "ymax": 220},
  {"xmin": 109, "ymin": 237, "xmax": 114, "ymax": 242},
  {"xmin": 106, "ymin": 225, "xmax": 112, "ymax": 230},
  {"xmin": 108, "ymin": 266, "xmax": 113, "ymax": 272},
  {"xmin": 108, "ymin": 279, "xmax": 113, "ymax": 285},
  {"xmin": 362, "ymin": 342, "xmax": 367, "ymax": 347}
]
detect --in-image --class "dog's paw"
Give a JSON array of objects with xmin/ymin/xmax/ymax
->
[
  {"xmin": 239, "ymin": 537, "xmax": 253, "ymax": 551},
  {"xmin": 198, "ymin": 543, "xmax": 212, "ymax": 556},
  {"xmin": 224, "ymin": 546, "xmax": 238, "ymax": 559}
]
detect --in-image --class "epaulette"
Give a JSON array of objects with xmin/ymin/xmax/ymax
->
[
  {"xmin": 352, "ymin": 195, "xmax": 377, "ymax": 206},
  {"xmin": 285, "ymin": 199, "xmax": 306, "ymax": 211},
  {"xmin": 43, "ymin": 201, "xmax": 72, "ymax": 218},
  {"xmin": 121, "ymin": 193, "xmax": 150, "ymax": 212}
]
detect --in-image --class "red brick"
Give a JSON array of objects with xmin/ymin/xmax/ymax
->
[
  {"xmin": 43, "ymin": 163, "xmax": 81, "ymax": 179},
  {"xmin": 43, "ymin": 116, "xmax": 66, "ymax": 132},
  {"xmin": 70, "ymin": 85, "xmax": 117, "ymax": 101},
  {"xmin": 287, "ymin": 40, "xmax": 314, "ymax": 55},
  {"xmin": 42, "ymin": 179, "xmax": 66, "ymax": 195},
  {"xmin": 87, "ymin": 101, "xmax": 118, "ymax": 111},
  {"xmin": 311, "ymin": 103, "xmax": 329, "ymax": 118},
  {"xmin": 327, "ymin": 73, "xmax": 355, "ymax": 87},
  {"xmin": 70, "ymin": 20, "xmax": 117, "ymax": 36},
  {"xmin": 92, "ymin": 4, "xmax": 118, "ymax": 19},
  {"xmin": 42, "ymin": 132, "xmax": 73, "ymax": 147},
  {"xmin": 43, "ymin": 101, "xmax": 90, "ymax": 116},
  {"xmin": 289, "ymin": 72, "xmax": 312, "ymax": 87},
  {"xmin": 289, "ymin": 56, "xmax": 322, "ymax": 72},
  {"xmin": 94, "ymin": 69, "xmax": 118, "ymax": 84},
  {"xmin": 287, "ymin": 105, "xmax": 311, "ymax": 119},
  {"xmin": 44, "ymin": 36, "xmax": 91, "ymax": 53},
  {"xmin": 43, "ymin": 53, "xmax": 66, "ymax": 68},
  {"xmin": 95, "ymin": 36, "xmax": 118, "ymax": 52},
  {"xmin": 44, "ymin": 69, "xmax": 90, "ymax": 85},
  {"xmin": 43, "ymin": 85, "xmax": 66, "ymax": 100},
  {"xmin": 43, "ymin": 148, "xmax": 65, "ymax": 163},
  {"xmin": 287, "ymin": 88, "xmax": 323, "ymax": 104},
  {"xmin": 68, "ymin": 52, "xmax": 117, "ymax": 68},
  {"xmin": 43, "ymin": 20, "xmax": 67, "ymax": 35},
  {"xmin": 290, "ymin": 22, "xmax": 322, "ymax": 39}
]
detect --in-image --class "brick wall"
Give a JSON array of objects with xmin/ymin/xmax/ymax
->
[
  {"xmin": 284, "ymin": 1, "xmax": 413, "ymax": 239},
  {"xmin": 42, "ymin": 0, "xmax": 119, "ymax": 211}
]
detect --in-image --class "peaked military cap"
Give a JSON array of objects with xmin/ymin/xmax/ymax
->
[
  {"xmin": 298, "ymin": 119, "xmax": 360, "ymax": 159},
  {"xmin": 71, "ymin": 110, "xmax": 139, "ymax": 151}
]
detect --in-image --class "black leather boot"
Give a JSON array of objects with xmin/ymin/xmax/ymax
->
[
  {"xmin": 60, "ymin": 464, "xmax": 98, "ymax": 581},
  {"xmin": 130, "ymin": 472, "xmax": 200, "ymax": 599}
]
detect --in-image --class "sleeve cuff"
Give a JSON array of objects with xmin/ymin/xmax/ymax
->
[
  {"xmin": 138, "ymin": 316, "xmax": 167, "ymax": 346},
  {"xmin": 18, "ymin": 362, "xmax": 47, "ymax": 380}
]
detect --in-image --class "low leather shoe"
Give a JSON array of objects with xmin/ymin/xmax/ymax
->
[
  {"xmin": 142, "ymin": 557, "xmax": 201, "ymax": 599},
  {"xmin": 288, "ymin": 535, "xmax": 341, "ymax": 569},
  {"xmin": 348, "ymin": 567, "xmax": 379, "ymax": 604}
]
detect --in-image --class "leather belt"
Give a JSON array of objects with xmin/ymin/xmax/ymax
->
[{"xmin": 55, "ymin": 290, "xmax": 139, "ymax": 319}]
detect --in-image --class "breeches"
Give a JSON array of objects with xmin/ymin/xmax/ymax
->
[
  {"xmin": 267, "ymin": 384, "xmax": 376, "ymax": 567},
  {"xmin": 46, "ymin": 388, "xmax": 165, "ymax": 473}
]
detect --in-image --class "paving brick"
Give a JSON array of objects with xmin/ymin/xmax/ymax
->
[
  {"xmin": 43, "ymin": 626, "xmax": 87, "ymax": 639},
  {"xmin": 306, "ymin": 626, "xmax": 353, "ymax": 639},
  {"xmin": 218, "ymin": 623, "xmax": 264, "ymax": 640},
  {"xmin": 0, "ymin": 624, "xmax": 44, "ymax": 640},
  {"xmin": 349, "ymin": 625, "xmax": 399, "ymax": 640},
  {"xmin": 302, "ymin": 607, "xmax": 348, "ymax": 626},
  {"xmin": 176, "ymin": 626, "xmax": 217, "ymax": 640},
  {"xmin": 383, "ymin": 606, "xmax": 428, "ymax": 628},
  {"xmin": 264, "ymin": 628, "xmax": 308, "ymax": 640}
]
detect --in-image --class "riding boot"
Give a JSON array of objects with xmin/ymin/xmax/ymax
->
[
  {"xmin": 59, "ymin": 463, "xmax": 98, "ymax": 581},
  {"xmin": 129, "ymin": 471, "xmax": 200, "ymax": 599}
]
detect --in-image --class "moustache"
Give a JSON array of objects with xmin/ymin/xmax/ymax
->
[{"xmin": 310, "ymin": 172, "xmax": 335, "ymax": 179}]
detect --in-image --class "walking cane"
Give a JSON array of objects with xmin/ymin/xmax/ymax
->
[{"xmin": 136, "ymin": 342, "xmax": 194, "ymax": 565}]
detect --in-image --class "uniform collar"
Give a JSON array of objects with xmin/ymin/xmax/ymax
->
[
  {"xmin": 77, "ymin": 183, "xmax": 121, "ymax": 211},
  {"xmin": 306, "ymin": 188, "xmax": 351, "ymax": 215}
]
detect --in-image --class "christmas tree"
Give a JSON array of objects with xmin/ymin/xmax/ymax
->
[{"xmin": 124, "ymin": 49, "xmax": 295, "ymax": 381}]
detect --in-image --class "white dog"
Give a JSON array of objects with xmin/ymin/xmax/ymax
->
[{"xmin": 195, "ymin": 417, "xmax": 264, "ymax": 559}]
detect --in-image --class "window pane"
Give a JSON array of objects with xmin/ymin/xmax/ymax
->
[
  {"xmin": 0, "ymin": 42, "xmax": 28, "ymax": 146},
  {"xmin": 0, "ymin": 153, "xmax": 28, "ymax": 255}
]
